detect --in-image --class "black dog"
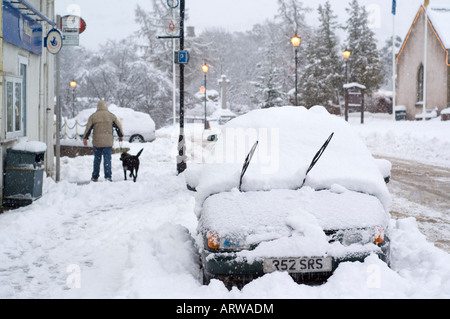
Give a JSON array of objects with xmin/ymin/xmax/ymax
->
[{"xmin": 120, "ymin": 149, "xmax": 143, "ymax": 182}]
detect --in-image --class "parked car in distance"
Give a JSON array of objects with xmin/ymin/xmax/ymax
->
[
  {"xmin": 193, "ymin": 106, "xmax": 391, "ymax": 289},
  {"xmin": 63, "ymin": 104, "xmax": 156, "ymax": 143}
]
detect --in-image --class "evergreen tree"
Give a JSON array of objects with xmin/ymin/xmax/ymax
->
[
  {"xmin": 276, "ymin": 0, "xmax": 312, "ymax": 102},
  {"xmin": 300, "ymin": 1, "xmax": 342, "ymax": 107},
  {"xmin": 344, "ymin": 0, "xmax": 383, "ymax": 94},
  {"xmin": 252, "ymin": 40, "xmax": 285, "ymax": 108},
  {"xmin": 380, "ymin": 35, "xmax": 403, "ymax": 90}
]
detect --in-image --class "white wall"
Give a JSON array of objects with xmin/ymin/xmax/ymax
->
[{"xmin": 1, "ymin": 0, "xmax": 56, "ymax": 204}]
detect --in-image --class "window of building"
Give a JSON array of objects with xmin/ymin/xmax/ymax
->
[
  {"xmin": 5, "ymin": 76, "xmax": 24, "ymax": 139},
  {"xmin": 417, "ymin": 64, "xmax": 424, "ymax": 103},
  {"xmin": 19, "ymin": 62, "xmax": 27, "ymax": 136}
]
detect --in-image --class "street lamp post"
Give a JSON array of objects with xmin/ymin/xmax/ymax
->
[
  {"xmin": 70, "ymin": 81, "xmax": 77, "ymax": 118},
  {"xmin": 202, "ymin": 63, "xmax": 209, "ymax": 130},
  {"xmin": 342, "ymin": 50, "xmax": 352, "ymax": 122},
  {"xmin": 291, "ymin": 35, "xmax": 301, "ymax": 106},
  {"xmin": 342, "ymin": 50, "xmax": 352, "ymax": 83}
]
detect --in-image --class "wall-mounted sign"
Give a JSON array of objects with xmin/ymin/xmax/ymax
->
[
  {"xmin": 45, "ymin": 29, "xmax": 63, "ymax": 55},
  {"xmin": 2, "ymin": 1, "xmax": 43, "ymax": 55}
]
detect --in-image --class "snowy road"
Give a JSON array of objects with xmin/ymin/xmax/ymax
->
[{"xmin": 386, "ymin": 157, "xmax": 450, "ymax": 253}]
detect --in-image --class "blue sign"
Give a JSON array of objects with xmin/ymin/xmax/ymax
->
[
  {"xmin": 177, "ymin": 51, "xmax": 189, "ymax": 64},
  {"xmin": 167, "ymin": 0, "xmax": 179, "ymax": 9},
  {"xmin": 2, "ymin": 1, "xmax": 43, "ymax": 55}
]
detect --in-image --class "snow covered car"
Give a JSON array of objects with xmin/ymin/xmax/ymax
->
[
  {"xmin": 65, "ymin": 104, "xmax": 156, "ymax": 143},
  {"xmin": 194, "ymin": 106, "xmax": 391, "ymax": 289}
]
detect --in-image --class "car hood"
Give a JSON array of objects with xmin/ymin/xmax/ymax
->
[
  {"xmin": 198, "ymin": 187, "xmax": 390, "ymax": 259},
  {"xmin": 199, "ymin": 187, "xmax": 388, "ymax": 238}
]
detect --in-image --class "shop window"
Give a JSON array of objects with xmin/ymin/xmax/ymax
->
[
  {"xmin": 20, "ymin": 63, "xmax": 27, "ymax": 135},
  {"xmin": 5, "ymin": 76, "xmax": 24, "ymax": 139}
]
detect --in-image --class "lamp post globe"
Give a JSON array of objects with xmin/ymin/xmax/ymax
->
[
  {"xmin": 342, "ymin": 50, "xmax": 352, "ymax": 60},
  {"xmin": 291, "ymin": 35, "xmax": 301, "ymax": 48}
]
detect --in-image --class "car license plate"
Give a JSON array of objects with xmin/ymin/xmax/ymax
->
[{"xmin": 263, "ymin": 257, "xmax": 332, "ymax": 273}]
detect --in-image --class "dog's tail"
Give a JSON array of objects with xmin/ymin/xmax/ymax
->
[{"xmin": 136, "ymin": 148, "xmax": 144, "ymax": 157}]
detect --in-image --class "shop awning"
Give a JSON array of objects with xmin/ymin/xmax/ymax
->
[{"xmin": 5, "ymin": 0, "xmax": 56, "ymax": 26}]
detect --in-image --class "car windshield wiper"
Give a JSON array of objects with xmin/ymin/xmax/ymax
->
[
  {"xmin": 239, "ymin": 141, "xmax": 259, "ymax": 192},
  {"xmin": 300, "ymin": 132, "xmax": 334, "ymax": 189}
]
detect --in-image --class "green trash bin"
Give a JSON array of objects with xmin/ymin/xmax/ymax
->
[
  {"xmin": 395, "ymin": 106, "xmax": 407, "ymax": 121},
  {"xmin": 3, "ymin": 146, "xmax": 46, "ymax": 208}
]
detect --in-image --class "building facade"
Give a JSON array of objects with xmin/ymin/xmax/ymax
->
[
  {"xmin": 396, "ymin": 6, "xmax": 450, "ymax": 120},
  {"xmin": 1, "ymin": 0, "xmax": 56, "ymax": 204}
]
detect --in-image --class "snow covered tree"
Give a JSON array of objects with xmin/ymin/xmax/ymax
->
[
  {"xmin": 134, "ymin": 2, "xmax": 174, "ymax": 75},
  {"xmin": 135, "ymin": 1, "xmax": 214, "ymax": 120},
  {"xmin": 380, "ymin": 35, "xmax": 403, "ymax": 90},
  {"xmin": 252, "ymin": 40, "xmax": 285, "ymax": 109},
  {"xmin": 300, "ymin": 1, "xmax": 343, "ymax": 107},
  {"xmin": 276, "ymin": 0, "xmax": 313, "ymax": 101},
  {"xmin": 344, "ymin": 0, "xmax": 384, "ymax": 94},
  {"xmin": 78, "ymin": 38, "xmax": 172, "ymax": 128}
]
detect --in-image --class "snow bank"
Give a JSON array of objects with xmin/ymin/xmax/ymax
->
[{"xmin": 350, "ymin": 114, "xmax": 450, "ymax": 167}]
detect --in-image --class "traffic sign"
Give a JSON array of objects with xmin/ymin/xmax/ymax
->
[
  {"xmin": 59, "ymin": 15, "xmax": 86, "ymax": 46},
  {"xmin": 175, "ymin": 51, "xmax": 189, "ymax": 64},
  {"xmin": 167, "ymin": 0, "xmax": 180, "ymax": 8}
]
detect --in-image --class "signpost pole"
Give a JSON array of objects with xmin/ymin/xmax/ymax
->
[
  {"xmin": 344, "ymin": 88, "xmax": 349, "ymax": 122},
  {"xmin": 157, "ymin": 0, "xmax": 187, "ymax": 174},
  {"xmin": 55, "ymin": 15, "xmax": 61, "ymax": 182},
  {"xmin": 177, "ymin": 0, "xmax": 187, "ymax": 174}
]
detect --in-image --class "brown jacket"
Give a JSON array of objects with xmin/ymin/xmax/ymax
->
[{"xmin": 82, "ymin": 101, "xmax": 124, "ymax": 148}]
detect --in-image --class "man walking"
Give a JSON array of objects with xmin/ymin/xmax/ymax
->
[{"xmin": 82, "ymin": 101, "xmax": 124, "ymax": 182}]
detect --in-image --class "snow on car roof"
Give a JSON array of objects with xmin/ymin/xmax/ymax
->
[
  {"xmin": 73, "ymin": 104, "xmax": 156, "ymax": 133},
  {"xmin": 194, "ymin": 106, "xmax": 391, "ymax": 216}
]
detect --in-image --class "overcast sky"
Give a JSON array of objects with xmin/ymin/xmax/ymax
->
[{"xmin": 55, "ymin": 0, "xmax": 449, "ymax": 50}]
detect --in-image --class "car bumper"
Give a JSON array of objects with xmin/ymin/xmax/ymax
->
[{"xmin": 202, "ymin": 242, "xmax": 390, "ymax": 288}]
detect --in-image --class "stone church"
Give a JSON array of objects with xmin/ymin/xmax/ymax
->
[{"xmin": 396, "ymin": 5, "xmax": 450, "ymax": 120}]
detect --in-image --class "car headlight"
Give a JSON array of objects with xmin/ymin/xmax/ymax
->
[
  {"xmin": 206, "ymin": 231, "xmax": 248, "ymax": 251},
  {"xmin": 334, "ymin": 227, "xmax": 385, "ymax": 246}
]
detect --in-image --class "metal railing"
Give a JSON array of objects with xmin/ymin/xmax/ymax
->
[
  {"xmin": 59, "ymin": 119, "xmax": 88, "ymax": 140},
  {"xmin": 54, "ymin": 118, "xmax": 124, "ymax": 141}
]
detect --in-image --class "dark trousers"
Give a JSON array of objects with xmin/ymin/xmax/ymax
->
[{"xmin": 92, "ymin": 147, "xmax": 112, "ymax": 179}]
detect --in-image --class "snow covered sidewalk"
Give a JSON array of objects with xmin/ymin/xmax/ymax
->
[{"xmin": 0, "ymin": 120, "xmax": 449, "ymax": 298}]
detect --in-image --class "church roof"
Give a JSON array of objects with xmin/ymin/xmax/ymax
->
[
  {"xmin": 427, "ymin": 7, "xmax": 450, "ymax": 49},
  {"xmin": 397, "ymin": 6, "xmax": 450, "ymax": 65}
]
